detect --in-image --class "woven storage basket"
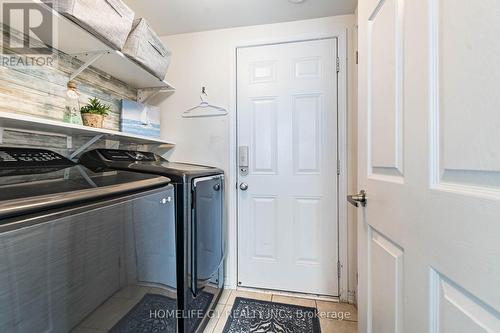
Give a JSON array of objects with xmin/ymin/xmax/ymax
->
[
  {"xmin": 123, "ymin": 18, "xmax": 172, "ymax": 80},
  {"xmin": 49, "ymin": 0, "xmax": 135, "ymax": 50}
]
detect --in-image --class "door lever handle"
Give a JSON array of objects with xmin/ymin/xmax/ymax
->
[{"xmin": 347, "ymin": 190, "xmax": 367, "ymax": 207}]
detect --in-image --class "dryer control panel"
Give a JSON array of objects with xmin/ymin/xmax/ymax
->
[{"xmin": 99, "ymin": 149, "xmax": 158, "ymax": 162}]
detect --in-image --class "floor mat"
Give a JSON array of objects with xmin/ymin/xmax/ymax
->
[
  {"xmin": 223, "ymin": 297, "xmax": 321, "ymax": 333},
  {"xmin": 187, "ymin": 291, "xmax": 215, "ymax": 332},
  {"xmin": 108, "ymin": 291, "xmax": 214, "ymax": 333}
]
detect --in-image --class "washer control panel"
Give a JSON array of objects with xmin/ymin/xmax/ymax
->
[{"xmin": 0, "ymin": 148, "xmax": 74, "ymax": 168}]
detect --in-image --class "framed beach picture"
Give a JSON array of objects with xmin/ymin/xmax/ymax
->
[{"xmin": 121, "ymin": 100, "xmax": 161, "ymax": 138}]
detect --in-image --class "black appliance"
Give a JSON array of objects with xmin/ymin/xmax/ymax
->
[
  {"xmin": 79, "ymin": 149, "xmax": 225, "ymax": 333},
  {"xmin": 0, "ymin": 147, "xmax": 178, "ymax": 332}
]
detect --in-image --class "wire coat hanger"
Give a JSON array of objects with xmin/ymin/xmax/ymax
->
[{"xmin": 182, "ymin": 87, "xmax": 228, "ymax": 118}]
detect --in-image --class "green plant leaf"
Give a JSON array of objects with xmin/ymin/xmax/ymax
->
[{"xmin": 80, "ymin": 97, "xmax": 111, "ymax": 116}]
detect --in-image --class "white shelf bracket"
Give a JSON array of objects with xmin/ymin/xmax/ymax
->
[
  {"xmin": 76, "ymin": 165, "xmax": 98, "ymax": 187},
  {"xmin": 137, "ymin": 87, "xmax": 175, "ymax": 103},
  {"xmin": 69, "ymin": 51, "xmax": 109, "ymax": 81},
  {"xmin": 66, "ymin": 135, "xmax": 73, "ymax": 150},
  {"xmin": 69, "ymin": 134, "xmax": 104, "ymax": 160}
]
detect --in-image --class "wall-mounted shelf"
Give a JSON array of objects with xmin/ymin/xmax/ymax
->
[
  {"xmin": 0, "ymin": 112, "xmax": 176, "ymax": 147},
  {"xmin": 34, "ymin": 1, "xmax": 175, "ymax": 91},
  {"xmin": 70, "ymin": 51, "xmax": 175, "ymax": 90}
]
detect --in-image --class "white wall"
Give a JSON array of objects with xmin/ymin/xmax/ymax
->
[{"xmin": 157, "ymin": 14, "xmax": 357, "ymax": 302}]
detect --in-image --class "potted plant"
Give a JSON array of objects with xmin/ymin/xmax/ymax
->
[{"xmin": 80, "ymin": 97, "xmax": 111, "ymax": 128}]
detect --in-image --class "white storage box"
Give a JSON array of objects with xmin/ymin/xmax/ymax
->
[
  {"xmin": 123, "ymin": 18, "xmax": 172, "ymax": 80},
  {"xmin": 50, "ymin": 0, "xmax": 135, "ymax": 50}
]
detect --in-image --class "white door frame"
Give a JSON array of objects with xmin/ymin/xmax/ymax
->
[{"xmin": 226, "ymin": 30, "xmax": 350, "ymax": 302}]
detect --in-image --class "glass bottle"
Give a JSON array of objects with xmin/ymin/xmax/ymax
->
[{"xmin": 64, "ymin": 81, "xmax": 83, "ymax": 125}]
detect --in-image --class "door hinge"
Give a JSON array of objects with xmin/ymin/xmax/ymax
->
[
  {"xmin": 337, "ymin": 261, "xmax": 341, "ymax": 279},
  {"xmin": 356, "ymin": 51, "xmax": 359, "ymax": 65},
  {"xmin": 336, "ymin": 57, "xmax": 340, "ymax": 73},
  {"xmin": 337, "ymin": 160, "xmax": 341, "ymax": 175}
]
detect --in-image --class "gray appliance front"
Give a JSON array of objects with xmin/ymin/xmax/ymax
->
[
  {"xmin": 0, "ymin": 185, "xmax": 177, "ymax": 333},
  {"xmin": 192, "ymin": 175, "xmax": 224, "ymax": 294},
  {"xmin": 133, "ymin": 187, "xmax": 177, "ymax": 287}
]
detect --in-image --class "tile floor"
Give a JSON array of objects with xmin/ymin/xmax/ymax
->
[
  {"xmin": 205, "ymin": 289, "xmax": 358, "ymax": 333},
  {"xmin": 71, "ymin": 286, "xmax": 357, "ymax": 333}
]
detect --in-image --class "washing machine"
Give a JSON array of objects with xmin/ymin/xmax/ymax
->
[
  {"xmin": 79, "ymin": 149, "xmax": 225, "ymax": 333},
  {"xmin": 0, "ymin": 147, "xmax": 179, "ymax": 332}
]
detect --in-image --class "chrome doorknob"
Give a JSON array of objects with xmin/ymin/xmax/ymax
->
[
  {"xmin": 347, "ymin": 190, "xmax": 367, "ymax": 207},
  {"xmin": 239, "ymin": 183, "xmax": 249, "ymax": 191}
]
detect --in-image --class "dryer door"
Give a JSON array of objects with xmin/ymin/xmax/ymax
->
[{"xmin": 191, "ymin": 175, "xmax": 224, "ymax": 295}]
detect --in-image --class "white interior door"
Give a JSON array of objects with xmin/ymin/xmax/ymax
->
[
  {"xmin": 237, "ymin": 39, "xmax": 339, "ymax": 296},
  {"xmin": 358, "ymin": 0, "xmax": 500, "ymax": 332}
]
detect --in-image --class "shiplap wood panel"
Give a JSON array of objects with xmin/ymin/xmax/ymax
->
[
  {"xmin": 0, "ymin": 24, "xmax": 135, "ymax": 131},
  {"xmin": 0, "ymin": 23, "xmax": 150, "ymax": 154}
]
